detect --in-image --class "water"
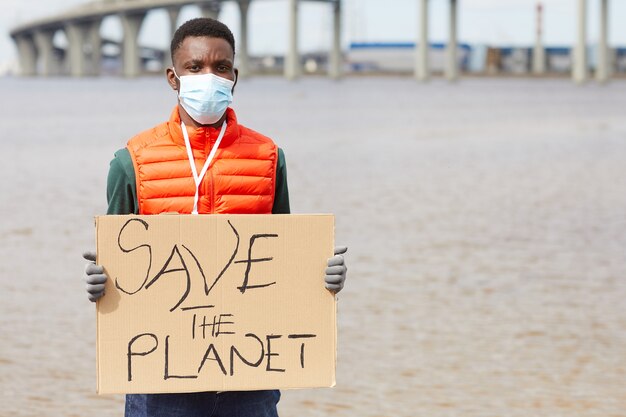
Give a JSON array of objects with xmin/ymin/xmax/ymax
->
[{"xmin": 1, "ymin": 75, "xmax": 626, "ymax": 416}]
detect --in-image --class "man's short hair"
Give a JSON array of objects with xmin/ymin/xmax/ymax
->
[{"xmin": 170, "ymin": 18, "xmax": 236, "ymax": 61}]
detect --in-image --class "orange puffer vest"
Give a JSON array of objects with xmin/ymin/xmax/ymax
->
[{"xmin": 127, "ymin": 107, "xmax": 277, "ymax": 214}]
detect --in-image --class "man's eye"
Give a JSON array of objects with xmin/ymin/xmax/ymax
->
[{"xmin": 218, "ymin": 65, "xmax": 229, "ymax": 72}]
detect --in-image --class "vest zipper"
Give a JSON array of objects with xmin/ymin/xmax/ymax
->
[
  {"xmin": 207, "ymin": 130, "xmax": 215, "ymax": 214},
  {"xmin": 209, "ymin": 170, "xmax": 215, "ymax": 214}
]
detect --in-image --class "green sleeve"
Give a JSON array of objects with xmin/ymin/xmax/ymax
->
[
  {"xmin": 272, "ymin": 148, "xmax": 291, "ymax": 214},
  {"xmin": 106, "ymin": 148, "xmax": 138, "ymax": 215},
  {"xmin": 106, "ymin": 147, "xmax": 289, "ymax": 215}
]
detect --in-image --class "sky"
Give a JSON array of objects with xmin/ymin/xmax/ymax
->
[{"xmin": 1, "ymin": 0, "xmax": 625, "ymax": 67}]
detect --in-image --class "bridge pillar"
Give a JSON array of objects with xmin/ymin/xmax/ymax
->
[
  {"xmin": 66, "ymin": 21, "xmax": 91, "ymax": 77},
  {"xmin": 415, "ymin": 0, "xmax": 429, "ymax": 81},
  {"xmin": 120, "ymin": 11, "xmax": 147, "ymax": 77},
  {"xmin": 237, "ymin": 0, "xmax": 251, "ymax": 78},
  {"xmin": 167, "ymin": 7, "xmax": 180, "ymax": 39},
  {"xmin": 328, "ymin": 0, "xmax": 342, "ymax": 79},
  {"xmin": 34, "ymin": 29, "xmax": 59, "ymax": 76},
  {"xmin": 532, "ymin": 2, "xmax": 546, "ymax": 75},
  {"xmin": 285, "ymin": 0, "xmax": 300, "ymax": 80},
  {"xmin": 596, "ymin": 0, "xmax": 609, "ymax": 83},
  {"xmin": 86, "ymin": 19, "xmax": 103, "ymax": 76},
  {"xmin": 445, "ymin": 0, "xmax": 458, "ymax": 81},
  {"xmin": 236, "ymin": 0, "xmax": 250, "ymax": 78},
  {"xmin": 572, "ymin": 0, "xmax": 588, "ymax": 84},
  {"xmin": 13, "ymin": 33, "xmax": 38, "ymax": 76},
  {"xmin": 200, "ymin": 1, "xmax": 222, "ymax": 20},
  {"xmin": 165, "ymin": 6, "xmax": 181, "ymax": 68}
]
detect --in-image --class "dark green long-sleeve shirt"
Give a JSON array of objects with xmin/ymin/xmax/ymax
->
[{"xmin": 106, "ymin": 147, "xmax": 290, "ymax": 215}]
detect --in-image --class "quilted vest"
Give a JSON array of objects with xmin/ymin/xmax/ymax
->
[{"xmin": 127, "ymin": 107, "xmax": 277, "ymax": 214}]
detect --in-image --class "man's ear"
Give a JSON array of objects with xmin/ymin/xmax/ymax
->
[
  {"xmin": 232, "ymin": 68, "xmax": 239, "ymax": 94},
  {"xmin": 166, "ymin": 66, "xmax": 178, "ymax": 91}
]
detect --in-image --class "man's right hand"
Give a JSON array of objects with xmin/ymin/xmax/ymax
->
[{"xmin": 83, "ymin": 251, "xmax": 108, "ymax": 302}]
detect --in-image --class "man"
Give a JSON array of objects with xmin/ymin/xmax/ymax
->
[{"xmin": 82, "ymin": 17, "xmax": 347, "ymax": 417}]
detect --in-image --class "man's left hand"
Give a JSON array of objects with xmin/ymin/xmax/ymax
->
[{"xmin": 325, "ymin": 246, "xmax": 348, "ymax": 293}]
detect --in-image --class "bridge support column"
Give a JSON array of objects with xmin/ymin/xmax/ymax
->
[
  {"xmin": 167, "ymin": 7, "xmax": 180, "ymax": 39},
  {"xmin": 200, "ymin": 1, "xmax": 221, "ymax": 20},
  {"xmin": 573, "ymin": 0, "xmax": 587, "ymax": 84},
  {"xmin": 596, "ymin": 0, "xmax": 609, "ymax": 83},
  {"xmin": 66, "ymin": 22, "xmax": 91, "ymax": 77},
  {"xmin": 87, "ymin": 19, "xmax": 102, "ymax": 76},
  {"xmin": 165, "ymin": 7, "xmax": 181, "ymax": 68},
  {"xmin": 34, "ymin": 29, "xmax": 59, "ymax": 76},
  {"xmin": 120, "ymin": 11, "xmax": 146, "ymax": 77},
  {"xmin": 13, "ymin": 33, "xmax": 38, "ymax": 76},
  {"xmin": 329, "ymin": 0, "xmax": 342, "ymax": 79},
  {"xmin": 285, "ymin": 0, "xmax": 300, "ymax": 80},
  {"xmin": 445, "ymin": 0, "xmax": 458, "ymax": 81},
  {"xmin": 237, "ymin": 0, "xmax": 250, "ymax": 78},
  {"xmin": 415, "ymin": 0, "xmax": 429, "ymax": 81},
  {"xmin": 533, "ymin": 3, "xmax": 546, "ymax": 75}
]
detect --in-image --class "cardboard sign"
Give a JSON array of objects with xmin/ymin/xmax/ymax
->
[{"xmin": 95, "ymin": 214, "xmax": 335, "ymax": 394}]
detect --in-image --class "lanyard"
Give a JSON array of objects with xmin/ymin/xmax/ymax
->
[{"xmin": 181, "ymin": 120, "xmax": 228, "ymax": 214}]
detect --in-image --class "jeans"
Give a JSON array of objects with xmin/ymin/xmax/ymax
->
[{"xmin": 125, "ymin": 390, "xmax": 281, "ymax": 417}]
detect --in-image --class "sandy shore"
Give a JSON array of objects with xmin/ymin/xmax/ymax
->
[{"xmin": 1, "ymin": 76, "xmax": 625, "ymax": 416}]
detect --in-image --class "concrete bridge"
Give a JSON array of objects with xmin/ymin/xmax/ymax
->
[
  {"xmin": 10, "ymin": 0, "xmax": 614, "ymax": 83},
  {"xmin": 9, "ymin": 0, "xmax": 342, "ymax": 79}
]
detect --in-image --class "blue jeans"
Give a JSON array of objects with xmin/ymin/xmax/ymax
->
[{"xmin": 125, "ymin": 390, "xmax": 280, "ymax": 417}]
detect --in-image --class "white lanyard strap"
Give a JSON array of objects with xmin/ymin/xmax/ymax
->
[{"xmin": 181, "ymin": 120, "xmax": 228, "ymax": 214}]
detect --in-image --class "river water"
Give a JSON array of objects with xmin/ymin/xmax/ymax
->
[{"xmin": 1, "ymin": 75, "xmax": 625, "ymax": 416}]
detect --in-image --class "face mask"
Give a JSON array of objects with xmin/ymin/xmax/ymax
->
[{"xmin": 174, "ymin": 69, "xmax": 235, "ymax": 125}]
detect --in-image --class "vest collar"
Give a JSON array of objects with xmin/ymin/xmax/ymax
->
[{"xmin": 168, "ymin": 106, "xmax": 240, "ymax": 151}]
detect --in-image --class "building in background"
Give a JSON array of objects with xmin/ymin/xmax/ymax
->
[{"xmin": 345, "ymin": 42, "xmax": 626, "ymax": 77}]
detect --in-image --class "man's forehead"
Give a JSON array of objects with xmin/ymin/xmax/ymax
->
[{"xmin": 177, "ymin": 36, "xmax": 234, "ymax": 57}]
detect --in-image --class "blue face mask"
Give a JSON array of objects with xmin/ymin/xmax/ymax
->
[{"xmin": 174, "ymin": 69, "xmax": 235, "ymax": 125}]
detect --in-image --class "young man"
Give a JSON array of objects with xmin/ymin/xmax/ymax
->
[{"xmin": 82, "ymin": 18, "xmax": 347, "ymax": 417}]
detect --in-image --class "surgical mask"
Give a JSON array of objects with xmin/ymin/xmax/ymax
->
[{"xmin": 174, "ymin": 69, "xmax": 235, "ymax": 125}]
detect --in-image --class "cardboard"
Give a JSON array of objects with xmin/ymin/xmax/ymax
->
[{"xmin": 95, "ymin": 214, "xmax": 335, "ymax": 394}]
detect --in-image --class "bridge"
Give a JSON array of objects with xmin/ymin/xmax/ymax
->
[
  {"xmin": 10, "ymin": 0, "xmax": 613, "ymax": 83},
  {"xmin": 9, "ymin": 0, "xmax": 341, "ymax": 79}
]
